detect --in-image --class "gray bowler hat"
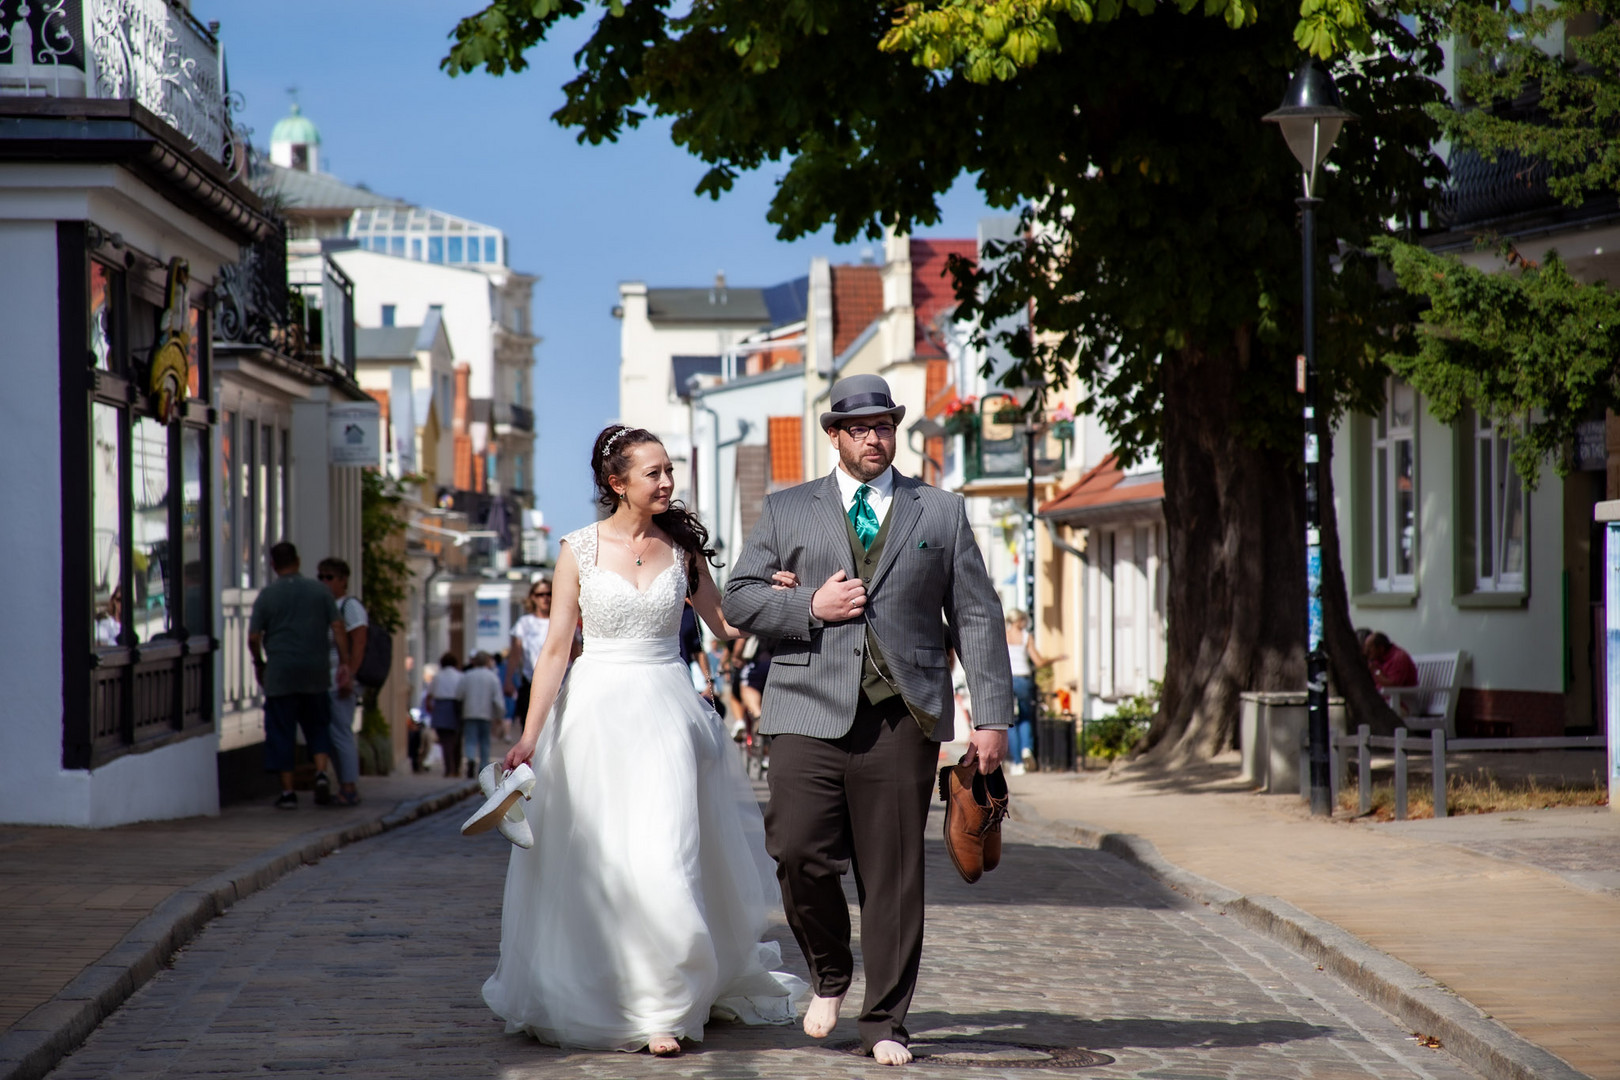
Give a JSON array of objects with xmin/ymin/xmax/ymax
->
[{"xmin": 820, "ymin": 373, "xmax": 906, "ymax": 430}]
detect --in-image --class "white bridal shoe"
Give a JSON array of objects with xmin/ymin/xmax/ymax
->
[{"xmin": 462, "ymin": 763, "xmax": 536, "ymax": 846}]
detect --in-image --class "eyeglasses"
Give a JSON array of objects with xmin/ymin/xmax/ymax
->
[
  {"xmin": 840, "ymin": 423, "xmax": 897, "ymax": 441},
  {"xmin": 531, "ymin": 591, "xmax": 551, "ymax": 599}
]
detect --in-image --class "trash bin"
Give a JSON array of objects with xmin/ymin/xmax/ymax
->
[
  {"xmin": 1034, "ymin": 714, "xmax": 1077, "ymax": 773},
  {"xmin": 1239, "ymin": 691, "xmax": 1346, "ymax": 794}
]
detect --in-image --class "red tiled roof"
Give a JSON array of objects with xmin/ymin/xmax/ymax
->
[
  {"xmin": 1039, "ymin": 454, "xmax": 1164, "ymax": 519},
  {"xmin": 911, "ymin": 239, "xmax": 975, "ymax": 358},
  {"xmin": 830, "ymin": 264, "xmax": 883, "ymax": 358}
]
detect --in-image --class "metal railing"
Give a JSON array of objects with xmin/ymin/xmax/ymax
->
[{"xmin": 0, "ymin": 0, "xmax": 231, "ymax": 163}]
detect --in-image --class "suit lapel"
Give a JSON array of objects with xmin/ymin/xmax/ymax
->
[
  {"xmin": 868, "ymin": 474, "xmax": 923, "ymax": 593},
  {"xmin": 813, "ymin": 473, "xmax": 858, "ymax": 577}
]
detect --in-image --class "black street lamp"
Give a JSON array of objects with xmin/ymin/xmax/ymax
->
[{"xmin": 1264, "ymin": 60, "xmax": 1357, "ymax": 817}]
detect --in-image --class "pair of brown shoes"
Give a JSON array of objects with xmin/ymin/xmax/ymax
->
[{"xmin": 938, "ymin": 757, "xmax": 1009, "ymax": 884}]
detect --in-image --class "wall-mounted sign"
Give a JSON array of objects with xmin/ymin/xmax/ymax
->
[
  {"xmin": 1576, "ymin": 419, "xmax": 1608, "ymax": 472},
  {"xmin": 329, "ymin": 401, "xmax": 381, "ymax": 466}
]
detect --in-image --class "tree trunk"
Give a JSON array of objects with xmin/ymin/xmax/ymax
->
[
  {"xmin": 1141, "ymin": 337, "xmax": 1307, "ymax": 764},
  {"xmin": 1318, "ymin": 422, "xmax": 1406, "ymax": 737}
]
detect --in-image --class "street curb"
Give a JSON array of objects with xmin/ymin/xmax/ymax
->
[
  {"xmin": 0, "ymin": 780, "xmax": 480, "ymax": 1080},
  {"xmin": 1011, "ymin": 804, "xmax": 1593, "ymax": 1080}
]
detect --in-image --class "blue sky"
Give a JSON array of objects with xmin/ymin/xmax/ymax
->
[{"xmin": 207, "ymin": 1, "xmax": 996, "ymax": 536}]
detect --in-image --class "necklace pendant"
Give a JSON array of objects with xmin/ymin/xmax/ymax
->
[{"xmin": 636, "ymin": 557, "xmax": 642, "ymax": 566}]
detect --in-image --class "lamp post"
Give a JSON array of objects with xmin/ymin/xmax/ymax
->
[{"xmin": 1264, "ymin": 60, "xmax": 1357, "ymax": 818}]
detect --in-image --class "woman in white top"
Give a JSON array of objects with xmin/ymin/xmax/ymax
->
[
  {"xmin": 1005, "ymin": 610, "xmax": 1060, "ymax": 775},
  {"xmin": 425, "ymin": 653, "xmax": 465, "ymax": 778}
]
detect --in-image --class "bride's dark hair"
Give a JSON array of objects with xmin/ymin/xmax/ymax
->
[{"xmin": 591, "ymin": 425, "xmax": 720, "ymax": 595}]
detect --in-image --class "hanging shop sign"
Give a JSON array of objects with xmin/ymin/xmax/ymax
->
[
  {"xmin": 148, "ymin": 258, "xmax": 191, "ymax": 424},
  {"xmin": 329, "ymin": 401, "xmax": 381, "ymax": 466}
]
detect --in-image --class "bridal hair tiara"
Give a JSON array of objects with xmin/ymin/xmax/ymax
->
[{"xmin": 600, "ymin": 426, "xmax": 634, "ymax": 460}]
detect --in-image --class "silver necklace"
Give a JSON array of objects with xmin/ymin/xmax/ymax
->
[{"xmin": 612, "ymin": 526, "xmax": 653, "ymax": 566}]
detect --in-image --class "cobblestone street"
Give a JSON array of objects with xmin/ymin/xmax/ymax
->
[{"xmin": 48, "ymin": 797, "xmax": 1483, "ymax": 1080}]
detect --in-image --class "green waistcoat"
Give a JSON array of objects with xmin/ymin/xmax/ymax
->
[{"xmin": 842, "ymin": 502, "xmax": 940, "ymax": 736}]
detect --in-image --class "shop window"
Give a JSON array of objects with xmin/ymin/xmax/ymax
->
[
  {"xmin": 222, "ymin": 411, "xmax": 236, "ymax": 589},
  {"xmin": 243, "ymin": 416, "xmax": 258, "ymax": 587},
  {"xmin": 92, "ymin": 402, "xmax": 124, "ymax": 648},
  {"xmin": 1370, "ymin": 379, "xmax": 1418, "ymax": 593},
  {"xmin": 181, "ymin": 429, "xmax": 208, "ymax": 637},
  {"xmin": 131, "ymin": 417, "xmax": 172, "ymax": 642},
  {"xmin": 91, "ymin": 262, "xmax": 115, "ymax": 372}
]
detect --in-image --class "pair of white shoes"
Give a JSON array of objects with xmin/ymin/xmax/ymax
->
[{"xmin": 461, "ymin": 763, "xmax": 537, "ymax": 848}]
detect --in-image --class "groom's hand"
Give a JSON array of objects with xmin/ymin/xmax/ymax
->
[
  {"xmin": 810, "ymin": 570, "xmax": 866, "ymax": 622},
  {"xmin": 963, "ymin": 727, "xmax": 1009, "ymax": 774}
]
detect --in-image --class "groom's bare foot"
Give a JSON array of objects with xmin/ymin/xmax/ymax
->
[
  {"xmin": 872, "ymin": 1039, "xmax": 913, "ymax": 1065},
  {"xmin": 802, "ymin": 994, "xmax": 844, "ymax": 1038},
  {"xmin": 648, "ymin": 1034, "xmax": 681, "ymax": 1056}
]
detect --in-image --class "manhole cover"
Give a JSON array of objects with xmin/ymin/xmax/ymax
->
[{"xmin": 825, "ymin": 1039, "xmax": 1114, "ymax": 1069}]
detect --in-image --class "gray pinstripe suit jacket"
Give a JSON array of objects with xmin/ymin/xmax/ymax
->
[{"xmin": 723, "ymin": 470, "xmax": 1012, "ymax": 743}]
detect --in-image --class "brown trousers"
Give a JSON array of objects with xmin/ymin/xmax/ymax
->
[{"xmin": 764, "ymin": 696, "xmax": 938, "ymax": 1050}]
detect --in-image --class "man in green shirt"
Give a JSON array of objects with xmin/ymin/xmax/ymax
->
[{"xmin": 249, "ymin": 542, "xmax": 352, "ymax": 809}]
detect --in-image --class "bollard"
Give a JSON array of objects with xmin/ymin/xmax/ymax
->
[
  {"xmin": 1328, "ymin": 732, "xmax": 1340, "ymax": 811},
  {"xmin": 1394, "ymin": 727, "xmax": 1408, "ymax": 821},
  {"xmin": 1432, "ymin": 730, "xmax": 1447, "ymax": 819},
  {"xmin": 1357, "ymin": 724, "xmax": 1371, "ymax": 816}
]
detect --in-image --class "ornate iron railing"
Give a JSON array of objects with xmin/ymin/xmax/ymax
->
[
  {"xmin": 0, "ymin": 0, "xmax": 231, "ymax": 166},
  {"xmin": 214, "ymin": 224, "xmax": 301, "ymax": 353}
]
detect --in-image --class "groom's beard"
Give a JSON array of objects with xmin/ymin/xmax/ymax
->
[{"xmin": 838, "ymin": 439, "xmax": 895, "ymax": 483}]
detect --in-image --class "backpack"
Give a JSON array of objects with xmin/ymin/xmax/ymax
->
[{"xmin": 345, "ymin": 597, "xmax": 393, "ymax": 689}]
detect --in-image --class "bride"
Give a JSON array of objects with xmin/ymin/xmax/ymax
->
[{"xmin": 482, "ymin": 424, "xmax": 807, "ymax": 1056}]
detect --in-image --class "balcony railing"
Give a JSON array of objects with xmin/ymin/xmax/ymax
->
[
  {"xmin": 494, "ymin": 401, "xmax": 534, "ymax": 433},
  {"xmin": 217, "ymin": 237, "xmax": 356, "ymax": 376},
  {"xmin": 0, "ymin": 0, "xmax": 230, "ymax": 164}
]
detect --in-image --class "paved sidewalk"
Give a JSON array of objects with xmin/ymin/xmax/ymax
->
[
  {"xmin": 0, "ymin": 766, "xmax": 483, "ymax": 1077},
  {"xmin": 1012, "ymin": 759, "xmax": 1620, "ymax": 1079},
  {"xmin": 44, "ymin": 797, "xmax": 1486, "ymax": 1080}
]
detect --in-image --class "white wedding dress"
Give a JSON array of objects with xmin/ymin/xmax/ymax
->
[{"xmin": 483, "ymin": 524, "xmax": 807, "ymax": 1051}]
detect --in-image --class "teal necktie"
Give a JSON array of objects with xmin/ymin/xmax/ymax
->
[{"xmin": 849, "ymin": 484, "xmax": 879, "ymax": 550}]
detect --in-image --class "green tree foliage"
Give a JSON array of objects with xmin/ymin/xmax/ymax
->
[
  {"xmin": 360, "ymin": 469, "xmax": 410, "ymax": 634},
  {"xmin": 1370, "ymin": 1, "xmax": 1620, "ymax": 485}
]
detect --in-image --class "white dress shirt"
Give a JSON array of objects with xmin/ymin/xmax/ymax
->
[{"xmin": 832, "ymin": 463, "xmax": 895, "ymax": 528}]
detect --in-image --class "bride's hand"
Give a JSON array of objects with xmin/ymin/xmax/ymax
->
[
  {"xmin": 770, "ymin": 570, "xmax": 798, "ymax": 590},
  {"xmin": 504, "ymin": 739, "xmax": 536, "ymax": 773}
]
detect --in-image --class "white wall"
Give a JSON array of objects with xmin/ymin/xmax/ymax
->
[
  {"xmin": 0, "ymin": 219, "xmax": 220, "ymax": 826},
  {"xmin": 691, "ymin": 370, "xmax": 805, "ymax": 575}
]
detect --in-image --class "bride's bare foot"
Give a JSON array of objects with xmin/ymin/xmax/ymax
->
[
  {"xmin": 802, "ymin": 993, "xmax": 844, "ymax": 1038},
  {"xmin": 872, "ymin": 1039, "xmax": 913, "ymax": 1066},
  {"xmin": 648, "ymin": 1034, "xmax": 681, "ymax": 1056}
]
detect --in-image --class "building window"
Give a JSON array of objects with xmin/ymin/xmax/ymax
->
[
  {"xmin": 181, "ymin": 429, "xmax": 207, "ymax": 636},
  {"xmin": 448, "ymin": 236, "xmax": 464, "ymax": 263},
  {"xmin": 391, "ymin": 235, "xmax": 405, "ymax": 257},
  {"xmin": 91, "ymin": 262, "xmax": 115, "ymax": 371},
  {"xmin": 485, "ymin": 236, "xmax": 498, "ymax": 264},
  {"xmin": 222, "ymin": 411, "xmax": 235, "ymax": 588},
  {"xmin": 92, "ymin": 402, "xmax": 124, "ymax": 649},
  {"xmin": 1371, "ymin": 379, "xmax": 1418, "ymax": 592},
  {"xmin": 243, "ymin": 416, "xmax": 258, "ymax": 587},
  {"xmin": 515, "ymin": 453, "xmax": 526, "ymax": 490},
  {"xmin": 411, "ymin": 237, "xmax": 423, "ymax": 261},
  {"xmin": 428, "ymin": 236, "xmax": 444, "ymax": 263},
  {"xmin": 131, "ymin": 417, "xmax": 172, "ymax": 642},
  {"xmin": 381, "ymin": 304, "xmax": 396, "ymax": 327},
  {"xmin": 1474, "ymin": 415, "xmax": 1526, "ymax": 592}
]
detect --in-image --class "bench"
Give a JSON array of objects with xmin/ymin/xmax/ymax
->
[{"xmin": 1383, "ymin": 650, "xmax": 1467, "ymax": 739}]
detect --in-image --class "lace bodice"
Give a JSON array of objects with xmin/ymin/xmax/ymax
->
[{"xmin": 564, "ymin": 525, "xmax": 688, "ymax": 641}]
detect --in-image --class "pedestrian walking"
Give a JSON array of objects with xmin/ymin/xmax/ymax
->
[
  {"xmin": 249, "ymin": 542, "xmax": 352, "ymax": 809},
  {"xmin": 457, "ymin": 652, "xmax": 504, "ymax": 777},
  {"xmin": 318, "ymin": 557, "xmax": 367, "ymax": 806},
  {"xmin": 1004, "ymin": 609, "xmax": 1062, "ymax": 776},
  {"xmin": 504, "ymin": 577, "xmax": 552, "ymax": 730},
  {"xmin": 426, "ymin": 653, "xmax": 464, "ymax": 778},
  {"xmin": 724, "ymin": 373, "xmax": 1013, "ymax": 1065}
]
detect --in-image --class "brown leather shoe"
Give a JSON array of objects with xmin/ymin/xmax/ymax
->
[{"xmin": 938, "ymin": 757, "xmax": 1010, "ymax": 884}]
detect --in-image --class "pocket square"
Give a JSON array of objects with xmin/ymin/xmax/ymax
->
[{"xmin": 917, "ymin": 540, "xmax": 928, "ymax": 549}]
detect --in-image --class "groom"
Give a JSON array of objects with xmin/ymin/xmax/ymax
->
[{"xmin": 724, "ymin": 374, "xmax": 1012, "ymax": 1065}]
